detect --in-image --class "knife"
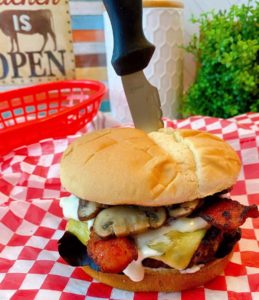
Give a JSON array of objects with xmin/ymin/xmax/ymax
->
[{"xmin": 103, "ymin": 0, "xmax": 163, "ymax": 132}]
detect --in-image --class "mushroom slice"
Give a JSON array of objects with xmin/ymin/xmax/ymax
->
[
  {"xmin": 78, "ymin": 199, "xmax": 102, "ymax": 221},
  {"xmin": 93, "ymin": 206, "xmax": 150, "ymax": 238},
  {"xmin": 167, "ymin": 199, "xmax": 201, "ymax": 219},
  {"xmin": 141, "ymin": 207, "xmax": 167, "ymax": 229}
]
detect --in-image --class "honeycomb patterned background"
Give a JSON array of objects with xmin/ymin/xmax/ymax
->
[{"xmin": 144, "ymin": 8, "xmax": 184, "ymax": 121}]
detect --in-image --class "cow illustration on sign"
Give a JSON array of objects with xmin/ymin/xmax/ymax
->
[{"xmin": 0, "ymin": 9, "xmax": 57, "ymax": 52}]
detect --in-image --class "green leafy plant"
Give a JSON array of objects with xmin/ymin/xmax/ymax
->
[{"xmin": 181, "ymin": 1, "xmax": 259, "ymax": 118}]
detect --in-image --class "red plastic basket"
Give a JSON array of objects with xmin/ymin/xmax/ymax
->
[{"xmin": 0, "ymin": 80, "xmax": 107, "ymax": 156}]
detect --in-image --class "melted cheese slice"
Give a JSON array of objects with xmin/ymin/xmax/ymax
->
[
  {"xmin": 148, "ymin": 229, "xmax": 206, "ymax": 270},
  {"xmin": 124, "ymin": 217, "xmax": 208, "ymax": 281}
]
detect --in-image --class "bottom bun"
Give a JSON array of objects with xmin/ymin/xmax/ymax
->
[{"xmin": 82, "ymin": 253, "xmax": 232, "ymax": 292}]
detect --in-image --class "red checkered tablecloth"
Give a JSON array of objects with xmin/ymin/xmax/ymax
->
[{"xmin": 0, "ymin": 112, "xmax": 258, "ymax": 300}]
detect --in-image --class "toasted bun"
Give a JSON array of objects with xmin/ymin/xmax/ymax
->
[
  {"xmin": 60, "ymin": 128, "xmax": 241, "ymax": 206},
  {"xmin": 82, "ymin": 254, "xmax": 231, "ymax": 292}
]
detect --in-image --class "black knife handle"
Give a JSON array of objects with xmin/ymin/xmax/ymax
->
[{"xmin": 103, "ymin": 0, "xmax": 155, "ymax": 76}]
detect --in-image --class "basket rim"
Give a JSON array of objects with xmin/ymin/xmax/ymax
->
[
  {"xmin": 0, "ymin": 80, "xmax": 107, "ymax": 135},
  {"xmin": 0, "ymin": 79, "xmax": 106, "ymax": 99}
]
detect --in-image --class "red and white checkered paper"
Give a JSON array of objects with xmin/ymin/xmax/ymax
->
[{"xmin": 0, "ymin": 112, "xmax": 258, "ymax": 300}]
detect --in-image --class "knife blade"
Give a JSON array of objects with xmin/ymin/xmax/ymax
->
[{"xmin": 103, "ymin": 0, "xmax": 163, "ymax": 132}]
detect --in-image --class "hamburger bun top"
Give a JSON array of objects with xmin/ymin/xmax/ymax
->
[{"xmin": 60, "ymin": 127, "xmax": 241, "ymax": 206}]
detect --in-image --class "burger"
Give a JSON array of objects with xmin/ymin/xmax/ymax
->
[{"xmin": 58, "ymin": 127, "xmax": 258, "ymax": 292}]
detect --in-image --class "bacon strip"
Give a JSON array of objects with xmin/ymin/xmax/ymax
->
[
  {"xmin": 189, "ymin": 227, "xmax": 223, "ymax": 266},
  {"xmin": 198, "ymin": 197, "xmax": 259, "ymax": 231},
  {"xmin": 189, "ymin": 226, "xmax": 241, "ymax": 267}
]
